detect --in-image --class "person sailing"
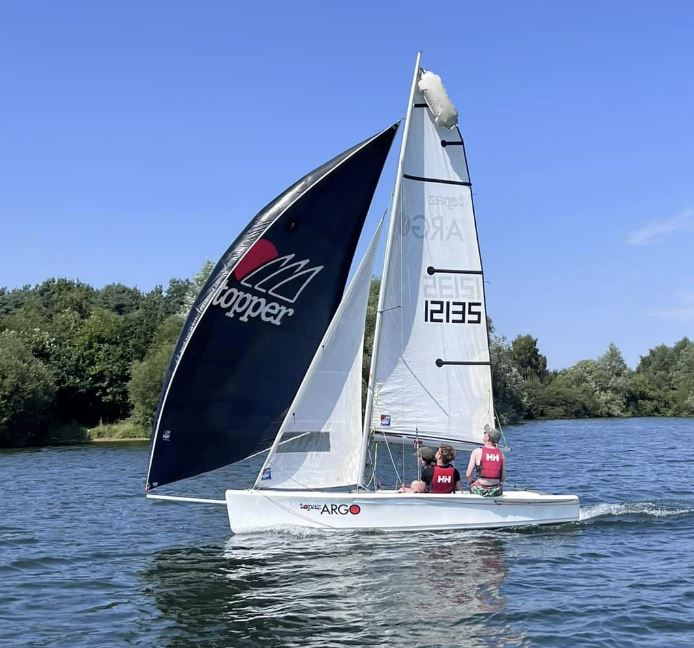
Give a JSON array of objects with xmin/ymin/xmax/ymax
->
[
  {"xmin": 398, "ymin": 446, "xmax": 436, "ymax": 493},
  {"xmin": 466, "ymin": 425, "xmax": 506, "ymax": 496},
  {"xmin": 428, "ymin": 444, "xmax": 462, "ymax": 494}
]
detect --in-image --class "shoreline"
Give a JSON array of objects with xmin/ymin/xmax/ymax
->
[{"xmin": 88, "ymin": 437, "xmax": 150, "ymax": 443}]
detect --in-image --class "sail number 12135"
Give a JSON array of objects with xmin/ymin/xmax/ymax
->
[{"xmin": 424, "ymin": 300, "xmax": 482, "ymax": 324}]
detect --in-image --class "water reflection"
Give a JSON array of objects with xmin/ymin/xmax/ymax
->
[{"xmin": 143, "ymin": 531, "xmax": 522, "ymax": 647}]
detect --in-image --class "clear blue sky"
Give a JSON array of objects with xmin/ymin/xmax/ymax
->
[{"xmin": 2, "ymin": 1, "xmax": 693, "ymax": 369}]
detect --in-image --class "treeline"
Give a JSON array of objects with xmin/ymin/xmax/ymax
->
[
  {"xmin": 1, "ymin": 274, "xmax": 692, "ymax": 447},
  {"xmin": 490, "ymin": 329, "xmax": 694, "ymax": 423},
  {"xmin": 0, "ymin": 265, "xmax": 211, "ymax": 446}
]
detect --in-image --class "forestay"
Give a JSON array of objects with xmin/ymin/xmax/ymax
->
[
  {"xmin": 368, "ymin": 73, "xmax": 494, "ymax": 449},
  {"xmin": 254, "ymin": 222, "xmax": 382, "ymax": 490}
]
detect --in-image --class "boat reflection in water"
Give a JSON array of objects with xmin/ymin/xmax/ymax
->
[
  {"xmin": 143, "ymin": 532, "xmax": 521, "ymax": 647},
  {"xmin": 418, "ymin": 536, "xmax": 507, "ymax": 613}
]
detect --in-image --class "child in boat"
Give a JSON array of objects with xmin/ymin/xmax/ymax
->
[
  {"xmin": 427, "ymin": 444, "xmax": 462, "ymax": 494},
  {"xmin": 466, "ymin": 426, "xmax": 506, "ymax": 496},
  {"xmin": 398, "ymin": 446, "xmax": 435, "ymax": 493}
]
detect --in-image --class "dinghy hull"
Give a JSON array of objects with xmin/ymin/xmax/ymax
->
[{"xmin": 225, "ymin": 489, "xmax": 579, "ymax": 534}]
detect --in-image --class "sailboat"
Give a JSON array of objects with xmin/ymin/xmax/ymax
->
[{"xmin": 146, "ymin": 54, "xmax": 580, "ymax": 533}]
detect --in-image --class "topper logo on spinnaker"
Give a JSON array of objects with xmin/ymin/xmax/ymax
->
[{"xmin": 213, "ymin": 239, "xmax": 324, "ymax": 326}]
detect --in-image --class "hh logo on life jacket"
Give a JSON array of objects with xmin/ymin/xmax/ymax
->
[
  {"xmin": 436, "ymin": 475, "xmax": 452, "ymax": 484},
  {"xmin": 485, "ymin": 453, "xmax": 500, "ymax": 462}
]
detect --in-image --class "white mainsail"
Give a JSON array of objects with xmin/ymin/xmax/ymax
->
[
  {"xmin": 254, "ymin": 222, "xmax": 382, "ymax": 490},
  {"xmin": 367, "ymin": 64, "xmax": 494, "ymax": 450}
]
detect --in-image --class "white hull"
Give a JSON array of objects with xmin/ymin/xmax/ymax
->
[{"xmin": 225, "ymin": 489, "xmax": 579, "ymax": 534}]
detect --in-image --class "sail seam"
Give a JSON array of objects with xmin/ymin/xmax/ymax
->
[{"xmin": 403, "ymin": 173, "xmax": 470, "ymax": 187}]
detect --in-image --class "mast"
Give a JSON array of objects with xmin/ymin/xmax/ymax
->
[{"xmin": 358, "ymin": 52, "xmax": 421, "ymax": 485}]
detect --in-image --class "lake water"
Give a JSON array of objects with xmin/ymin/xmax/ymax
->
[{"xmin": 2, "ymin": 418, "xmax": 693, "ymax": 647}]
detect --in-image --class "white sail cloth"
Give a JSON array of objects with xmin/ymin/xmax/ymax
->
[
  {"xmin": 255, "ymin": 223, "xmax": 382, "ymax": 489},
  {"xmin": 368, "ymin": 82, "xmax": 494, "ymax": 447}
]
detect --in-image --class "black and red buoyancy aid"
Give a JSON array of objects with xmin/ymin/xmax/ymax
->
[
  {"xmin": 430, "ymin": 465, "xmax": 456, "ymax": 493},
  {"xmin": 478, "ymin": 447, "xmax": 503, "ymax": 480}
]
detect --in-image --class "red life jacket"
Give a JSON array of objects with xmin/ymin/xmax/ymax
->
[
  {"xmin": 478, "ymin": 447, "xmax": 503, "ymax": 480},
  {"xmin": 430, "ymin": 465, "xmax": 456, "ymax": 493}
]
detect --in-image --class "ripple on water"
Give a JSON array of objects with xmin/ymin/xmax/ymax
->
[{"xmin": 2, "ymin": 419, "xmax": 694, "ymax": 647}]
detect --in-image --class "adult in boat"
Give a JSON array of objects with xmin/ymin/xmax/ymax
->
[
  {"xmin": 428, "ymin": 444, "xmax": 463, "ymax": 494},
  {"xmin": 398, "ymin": 446, "xmax": 435, "ymax": 493},
  {"xmin": 466, "ymin": 426, "xmax": 506, "ymax": 496}
]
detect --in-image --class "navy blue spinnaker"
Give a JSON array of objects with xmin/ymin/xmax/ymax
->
[{"xmin": 146, "ymin": 124, "xmax": 398, "ymax": 489}]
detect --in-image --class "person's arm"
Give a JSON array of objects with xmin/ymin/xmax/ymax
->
[
  {"xmin": 501, "ymin": 455, "xmax": 507, "ymax": 482},
  {"xmin": 465, "ymin": 449, "xmax": 480, "ymax": 483},
  {"xmin": 454, "ymin": 468, "xmax": 462, "ymax": 493}
]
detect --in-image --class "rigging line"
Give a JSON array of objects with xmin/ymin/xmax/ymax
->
[
  {"xmin": 249, "ymin": 430, "xmax": 320, "ymax": 490},
  {"xmin": 415, "ymin": 427, "xmax": 422, "ymax": 483},
  {"xmin": 381, "ymin": 432, "xmax": 403, "ymax": 489},
  {"xmin": 378, "ymin": 305, "xmax": 402, "ymax": 314},
  {"xmin": 369, "ymin": 441, "xmax": 378, "ymax": 490},
  {"xmin": 359, "ymin": 443, "xmax": 375, "ymax": 490},
  {"xmin": 247, "ymin": 427, "xmax": 325, "ymax": 484},
  {"xmin": 361, "ymin": 441, "xmax": 377, "ymax": 490},
  {"xmin": 493, "ymin": 406, "xmax": 510, "ymax": 451},
  {"xmin": 401, "ymin": 441, "xmax": 405, "ymax": 490},
  {"xmin": 146, "ymin": 494, "xmax": 226, "ymax": 505}
]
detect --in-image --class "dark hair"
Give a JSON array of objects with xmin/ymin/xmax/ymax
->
[{"xmin": 438, "ymin": 444, "xmax": 456, "ymax": 465}]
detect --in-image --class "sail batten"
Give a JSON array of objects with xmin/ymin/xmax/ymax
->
[{"xmin": 146, "ymin": 124, "xmax": 397, "ymax": 490}]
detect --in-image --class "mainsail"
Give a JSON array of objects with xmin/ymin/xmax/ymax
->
[
  {"xmin": 366, "ymin": 62, "xmax": 494, "ymax": 450},
  {"xmin": 146, "ymin": 124, "xmax": 397, "ymax": 489},
  {"xmin": 254, "ymin": 222, "xmax": 382, "ymax": 490}
]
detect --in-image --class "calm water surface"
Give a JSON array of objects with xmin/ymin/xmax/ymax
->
[{"xmin": 2, "ymin": 418, "xmax": 693, "ymax": 647}]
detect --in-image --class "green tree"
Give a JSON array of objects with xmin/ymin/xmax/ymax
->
[
  {"xmin": 535, "ymin": 374, "xmax": 599, "ymax": 418},
  {"xmin": 0, "ymin": 331, "xmax": 56, "ymax": 446},
  {"xmin": 632, "ymin": 338, "xmax": 693, "ymax": 415},
  {"xmin": 123, "ymin": 286, "xmax": 167, "ymax": 361},
  {"xmin": 76, "ymin": 308, "xmax": 134, "ymax": 423},
  {"xmin": 490, "ymin": 334, "xmax": 528, "ymax": 423},
  {"xmin": 555, "ymin": 343, "xmax": 632, "ymax": 417},
  {"xmin": 177, "ymin": 260, "xmax": 215, "ymax": 318},
  {"xmin": 36, "ymin": 278, "xmax": 95, "ymax": 318},
  {"xmin": 671, "ymin": 341, "xmax": 694, "ymax": 415},
  {"xmin": 163, "ymin": 278, "xmax": 193, "ymax": 317},
  {"xmin": 510, "ymin": 334, "xmax": 548, "ymax": 382},
  {"xmin": 129, "ymin": 315, "xmax": 183, "ymax": 431},
  {"xmin": 0, "ymin": 284, "xmax": 39, "ymax": 316},
  {"xmin": 96, "ymin": 283, "xmax": 142, "ymax": 315}
]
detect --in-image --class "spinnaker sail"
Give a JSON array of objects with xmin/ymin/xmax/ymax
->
[{"xmin": 146, "ymin": 124, "xmax": 397, "ymax": 489}]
